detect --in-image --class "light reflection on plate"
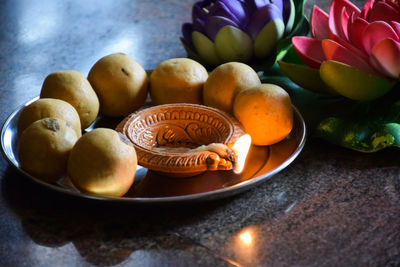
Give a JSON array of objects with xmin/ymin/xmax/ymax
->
[{"xmin": 1, "ymin": 97, "xmax": 306, "ymax": 203}]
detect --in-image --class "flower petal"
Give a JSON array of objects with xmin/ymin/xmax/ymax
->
[
  {"xmin": 311, "ymin": 6, "xmax": 330, "ymax": 40},
  {"xmin": 249, "ymin": 0, "xmax": 270, "ymax": 9},
  {"xmin": 254, "ymin": 18, "xmax": 285, "ymax": 58},
  {"xmin": 214, "ymin": 25, "xmax": 253, "ymax": 62},
  {"xmin": 246, "ymin": 4, "xmax": 283, "ymax": 40},
  {"xmin": 329, "ymin": 0, "xmax": 360, "ymax": 39},
  {"xmin": 278, "ymin": 60, "xmax": 338, "ymax": 95},
  {"xmin": 370, "ymin": 38, "xmax": 400, "ymax": 78},
  {"xmin": 192, "ymin": 31, "xmax": 221, "ymax": 66},
  {"xmin": 320, "ymin": 60, "xmax": 395, "ymax": 101},
  {"xmin": 362, "ymin": 21, "xmax": 399, "ymax": 54},
  {"xmin": 326, "ymin": 8, "xmax": 366, "ymax": 59},
  {"xmin": 322, "ymin": 39, "xmax": 377, "ymax": 74},
  {"xmin": 292, "ymin": 36, "xmax": 325, "ymax": 69},
  {"xmin": 270, "ymin": 0, "xmax": 283, "ymax": 13},
  {"xmin": 205, "ymin": 16, "xmax": 239, "ymax": 40},
  {"xmin": 390, "ymin": 21, "xmax": 400, "ymax": 37},
  {"xmin": 369, "ymin": 1, "xmax": 400, "ymax": 22},
  {"xmin": 348, "ymin": 16, "xmax": 368, "ymax": 52},
  {"xmin": 331, "ymin": 30, "xmax": 368, "ymax": 60},
  {"xmin": 246, "ymin": 0, "xmax": 284, "ymax": 13},
  {"xmin": 384, "ymin": 0, "xmax": 400, "ymax": 10},
  {"xmin": 192, "ymin": 1, "xmax": 212, "ymax": 22},
  {"xmin": 218, "ymin": 0, "xmax": 248, "ymax": 23},
  {"xmin": 193, "ymin": 17, "xmax": 206, "ymax": 34},
  {"xmin": 360, "ymin": 0, "xmax": 374, "ymax": 20},
  {"xmin": 180, "ymin": 37, "xmax": 202, "ymax": 63},
  {"xmin": 208, "ymin": 1, "xmax": 241, "ymax": 25},
  {"xmin": 339, "ymin": 7, "xmax": 350, "ymax": 40}
]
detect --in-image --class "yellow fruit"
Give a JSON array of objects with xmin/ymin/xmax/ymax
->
[
  {"xmin": 233, "ymin": 84, "xmax": 293, "ymax": 146},
  {"xmin": 18, "ymin": 118, "xmax": 79, "ymax": 182},
  {"xmin": 40, "ymin": 70, "xmax": 100, "ymax": 129},
  {"xmin": 150, "ymin": 58, "xmax": 208, "ymax": 105},
  {"xmin": 87, "ymin": 53, "xmax": 148, "ymax": 117},
  {"xmin": 67, "ymin": 128, "xmax": 137, "ymax": 197},
  {"xmin": 17, "ymin": 98, "xmax": 82, "ymax": 138},
  {"xmin": 203, "ymin": 62, "xmax": 260, "ymax": 113}
]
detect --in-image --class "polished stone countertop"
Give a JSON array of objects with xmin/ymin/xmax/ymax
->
[{"xmin": 1, "ymin": 0, "xmax": 399, "ymax": 266}]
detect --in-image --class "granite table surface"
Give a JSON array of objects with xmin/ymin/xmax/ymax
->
[{"xmin": 0, "ymin": 0, "xmax": 399, "ymax": 266}]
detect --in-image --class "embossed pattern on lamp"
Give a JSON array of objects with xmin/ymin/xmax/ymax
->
[{"xmin": 116, "ymin": 103, "xmax": 251, "ymax": 177}]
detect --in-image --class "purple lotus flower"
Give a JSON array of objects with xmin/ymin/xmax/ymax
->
[{"xmin": 181, "ymin": 0, "xmax": 308, "ymax": 68}]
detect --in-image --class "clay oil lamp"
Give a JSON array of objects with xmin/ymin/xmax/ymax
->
[{"xmin": 116, "ymin": 103, "xmax": 251, "ymax": 177}]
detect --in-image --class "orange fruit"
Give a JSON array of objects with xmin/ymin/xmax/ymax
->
[
  {"xmin": 67, "ymin": 128, "xmax": 137, "ymax": 197},
  {"xmin": 40, "ymin": 70, "xmax": 100, "ymax": 129},
  {"xmin": 18, "ymin": 118, "xmax": 79, "ymax": 182},
  {"xmin": 150, "ymin": 58, "xmax": 208, "ymax": 105},
  {"xmin": 203, "ymin": 62, "xmax": 260, "ymax": 113},
  {"xmin": 17, "ymin": 98, "xmax": 81, "ymax": 138},
  {"xmin": 233, "ymin": 84, "xmax": 293, "ymax": 145},
  {"xmin": 88, "ymin": 53, "xmax": 148, "ymax": 117}
]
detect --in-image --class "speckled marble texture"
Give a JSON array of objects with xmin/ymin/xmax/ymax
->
[{"xmin": 1, "ymin": 0, "xmax": 399, "ymax": 266}]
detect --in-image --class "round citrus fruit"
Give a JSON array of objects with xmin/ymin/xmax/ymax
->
[
  {"xmin": 150, "ymin": 58, "xmax": 208, "ymax": 105},
  {"xmin": 40, "ymin": 70, "xmax": 100, "ymax": 129},
  {"xmin": 18, "ymin": 98, "xmax": 81, "ymax": 138},
  {"xmin": 87, "ymin": 53, "xmax": 148, "ymax": 117},
  {"xmin": 233, "ymin": 84, "xmax": 293, "ymax": 146},
  {"xmin": 18, "ymin": 118, "xmax": 79, "ymax": 182},
  {"xmin": 203, "ymin": 62, "xmax": 260, "ymax": 113},
  {"xmin": 67, "ymin": 128, "xmax": 137, "ymax": 197}
]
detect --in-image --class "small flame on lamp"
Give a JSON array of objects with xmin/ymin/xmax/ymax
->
[
  {"xmin": 239, "ymin": 230, "xmax": 253, "ymax": 247},
  {"xmin": 232, "ymin": 134, "xmax": 252, "ymax": 174}
]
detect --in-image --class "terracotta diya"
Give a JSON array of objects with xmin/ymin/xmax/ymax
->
[{"xmin": 116, "ymin": 103, "xmax": 251, "ymax": 177}]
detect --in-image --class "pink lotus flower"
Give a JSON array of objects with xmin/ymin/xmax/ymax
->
[{"xmin": 279, "ymin": 0, "xmax": 400, "ymax": 101}]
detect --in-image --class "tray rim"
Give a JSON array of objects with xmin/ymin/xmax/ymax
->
[{"xmin": 1, "ymin": 97, "xmax": 306, "ymax": 204}]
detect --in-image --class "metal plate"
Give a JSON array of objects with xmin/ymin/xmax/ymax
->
[{"xmin": 1, "ymin": 97, "xmax": 306, "ymax": 203}]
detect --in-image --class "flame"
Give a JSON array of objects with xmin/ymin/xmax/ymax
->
[
  {"xmin": 232, "ymin": 134, "xmax": 252, "ymax": 174},
  {"xmin": 239, "ymin": 231, "xmax": 253, "ymax": 247}
]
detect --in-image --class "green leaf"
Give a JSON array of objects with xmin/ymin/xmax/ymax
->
[
  {"xmin": 315, "ymin": 118, "xmax": 400, "ymax": 152},
  {"xmin": 314, "ymin": 92, "xmax": 400, "ymax": 152},
  {"xmin": 284, "ymin": 0, "xmax": 296, "ymax": 35},
  {"xmin": 275, "ymin": 0, "xmax": 309, "ymax": 61},
  {"xmin": 383, "ymin": 123, "xmax": 400, "ymax": 147},
  {"xmin": 293, "ymin": 0, "xmax": 307, "ymax": 26}
]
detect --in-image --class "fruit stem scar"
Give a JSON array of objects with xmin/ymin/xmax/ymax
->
[
  {"xmin": 42, "ymin": 118, "xmax": 60, "ymax": 132},
  {"xmin": 121, "ymin": 68, "xmax": 129, "ymax": 77}
]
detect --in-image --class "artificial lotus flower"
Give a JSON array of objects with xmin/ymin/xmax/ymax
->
[
  {"xmin": 180, "ymin": 0, "xmax": 308, "ymax": 69},
  {"xmin": 279, "ymin": 0, "xmax": 400, "ymax": 101}
]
